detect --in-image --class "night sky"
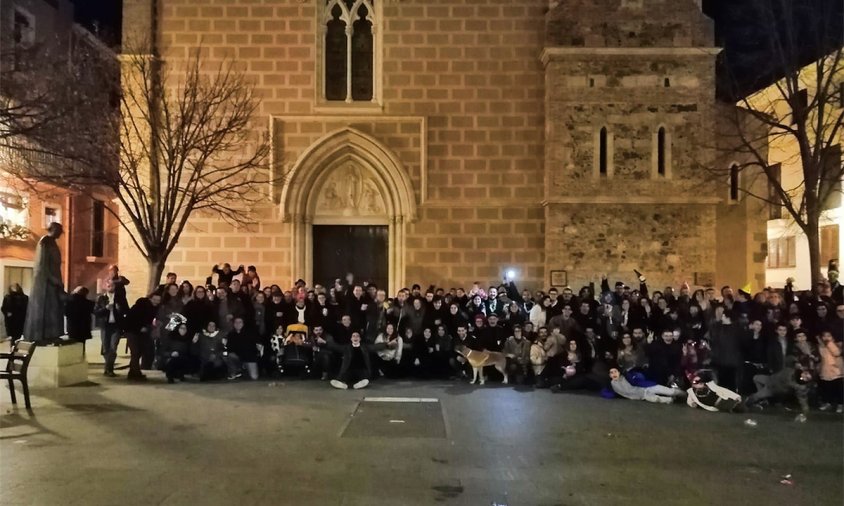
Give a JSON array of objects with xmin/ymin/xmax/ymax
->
[{"xmin": 70, "ymin": 0, "xmax": 842, "ymax": 101}]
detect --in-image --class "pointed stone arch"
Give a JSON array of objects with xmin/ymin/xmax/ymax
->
[{"xmin": 280, "ymin": 127, "xmax": 416, "ymax": 292}]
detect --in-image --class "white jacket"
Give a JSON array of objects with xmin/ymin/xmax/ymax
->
[
  {"xmin": 686, "ymin": 381, "xmax": 741, "ymax": 412},
  {"xmin": 375, "ymin": 334, "xmax": 403, "ymax": 363}
]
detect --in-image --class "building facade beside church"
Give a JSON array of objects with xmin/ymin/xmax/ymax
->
[{"xmin": 118, "ymin": 0, "xmax": 767, "ymax": 296}]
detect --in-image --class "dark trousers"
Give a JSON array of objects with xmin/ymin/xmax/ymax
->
[
  {"xmin": 199, "ymin": 358, "xmax": 226, "ymax": 381},
  {"xmin": 715, "ymin": 365, "xmax": 739, "ymax": 392},
  {"xmin": 126, "ymin": 331, "xmax": 149, "ymax": 378},
  {"xmin": 164, "ymin": 355, "xmax": 196, "ymax": 380},
  {"xmin": 819, "ymin": 377, "xmax": 844, "ymax": 405},
  {"xmin": 338, "ymin": 367, "xmax": 369, "ymax": 386},
  {"xmin": 141, "ymin": 337, "xmax": 156, "ymax": 370}
]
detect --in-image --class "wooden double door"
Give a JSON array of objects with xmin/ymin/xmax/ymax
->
[{"xmin": 312, "ymin": 225, "xmax": 388, "ymax": 290}]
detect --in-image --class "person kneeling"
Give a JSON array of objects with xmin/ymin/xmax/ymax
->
[
  {"xmin": 609, "ymin": 367, "xmax": 685, "ymax": 404},
  {"xmin": 330, "ymin": 332, "xmax": 371, "ymax": 390}
]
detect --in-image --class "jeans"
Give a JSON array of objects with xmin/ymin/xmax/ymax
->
[
  {"xmin": 643, "ymin": 385, "xmax": 684, "ymax": 404},
  {"xmin": 223, "ymin": 353, "xmax": 258, "ymax": 380},
  {"xmin": 746, "ymin": 374, "xmax": 810, "ymax": 413},
  {"xmin": 100, "ymin": 326, "xmax": 121, "ymax": 374}
]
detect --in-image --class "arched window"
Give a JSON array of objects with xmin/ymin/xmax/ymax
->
[
  {"xmin": 322, "ymin": 0, "xmax": 376, "ymax": 103},
  {"xmin": 599, "ymin": 127, "xmax": 608, "ymax": 176},
  {"xmin": 657, "ymin": 127, "xmax": 667, "ymax": 176},
  {"xmin": 729, "ymin": 164, "xmax": 739, "ymax": 201}
]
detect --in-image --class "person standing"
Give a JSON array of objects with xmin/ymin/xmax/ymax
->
[
  {"xmin": 708, "ymin": 310, "xmax": 744, "ymax": 392},
  {"xmin": 2, "ymin": 283, "xmax": 28, "ymax": 342},
  {"xmin": 23, "ymin": 222, "xmax": 65, "ymax": 344},
  {"xmin": 125, "ymin": 293, "xmax": 161, "ymax": 381},
  {"xmin": 95, "ymin": 280, "xmax": 124, "ymax": 377}
]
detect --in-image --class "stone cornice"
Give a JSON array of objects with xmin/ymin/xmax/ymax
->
[
  {"xmin": 541, "ymin": 196, "xmax": 723, "ymax": 205},
  {"xmin": 540, "ymin": 46, "xmax": 722, "ymax": 66}
]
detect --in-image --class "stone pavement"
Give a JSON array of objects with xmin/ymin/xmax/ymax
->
[{"xmin": 1, "ymin": 370, "xmax": 842, "ymax": 506}]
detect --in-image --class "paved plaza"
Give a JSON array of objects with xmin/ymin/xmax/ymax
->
[{"xmin": 1, "ymin": 366, "xmax": 842, "ymax": 506}]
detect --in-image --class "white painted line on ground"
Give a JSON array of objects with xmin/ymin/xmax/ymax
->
[
  {"xmin": 363, "ymin": 397, "xmax": 439, "ymax": 403},
  {"xmin": 389, "ymin": 420, "xmax": 406, "ymax": 423}
]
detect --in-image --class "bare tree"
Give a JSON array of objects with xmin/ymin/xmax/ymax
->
[
  {"xmin": 714, "ymin": 0, "xmax": 843, "ymax": 287},
  {"xmin": 4, "ymin": 45, "xmax": 276, "ymax": 293}
]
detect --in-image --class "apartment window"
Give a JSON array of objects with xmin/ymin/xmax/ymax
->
[
  {"xmin": 599, "ymin": 127, "xmax": 608, "ymax": 176},
  {"xmin": 322, "ymin": 0, "xmax": 376, "ymax": 103},
  {"xmin": 13, "ymin": 8, "xmax": 35, "ymax": 47},
  {"xmin": 729, "ymin": 164, "xmax": 739, "ymax": 202},
  {"xmin": 656, "ymin": 127, "xmax": 667, "ymax": 176},
  {"xmin": 822, "ymin": 144, "xmax": 842, "ymax": 211},
  {"xmin": 821, "ymin": 225, "xmax": 839, "ymax": 267},
  {"xmin": 91, "ymin": 200, "xmax": 105, "ymax": 257},
  {"xmin": 790, "ymin": 88, "xmax": 808, "ymax": 126},
  {"xmin": 767, "ymin": 236, "xmax": 796, "ymax": 268},
  {"xmin": 43, "ymin": 206, "xmax": 61, "ymax": 229},
  {"xmin": 768, "ymin": 163, "xmax": 783, "ymax": 219}
]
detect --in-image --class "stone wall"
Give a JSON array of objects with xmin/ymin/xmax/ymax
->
[
  {"xmin": 545, "ymin": 203, "xmax": 716, "ymax": 290},
  {"xmin": 116, "ymin": 0, "xmax": 766, "ymax": 298}
]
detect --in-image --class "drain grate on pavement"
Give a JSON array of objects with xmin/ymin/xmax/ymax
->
[{"xmin": 341, "ymin": 397, "xmax": 446, "ymax": 438}]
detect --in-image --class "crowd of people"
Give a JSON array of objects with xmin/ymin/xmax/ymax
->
[{"xmin": 3, "ymin": 261, "xmax": 843, "ymax": 421}]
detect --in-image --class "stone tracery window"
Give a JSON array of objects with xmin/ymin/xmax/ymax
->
[{"xmin": 322, "ymin": 0, "xmax": 376, "ymax": 103}]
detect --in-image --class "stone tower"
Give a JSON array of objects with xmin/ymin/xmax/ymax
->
[{"xmin": 541, "ymin": 0, "xmax": 726, "ymax": 286}]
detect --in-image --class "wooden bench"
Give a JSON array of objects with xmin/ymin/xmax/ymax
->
[{"xmin": 1, "ymin": 340, "xmax": 37, "ymax": 409}]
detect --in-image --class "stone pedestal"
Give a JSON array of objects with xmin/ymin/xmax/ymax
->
[{"xmin": 27, "ymin": 342, "xmax": 88, "ymax": 387}]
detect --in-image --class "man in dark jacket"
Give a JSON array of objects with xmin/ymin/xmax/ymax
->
[
  {"xmin": 95, "ymin": 280, "xmax": 126, "ymax": 377},
  {"xmin": 125, "ymin": 293, "xmax": 161, "ymax": 381},
  {"xmin": 646, "ymin": 329, "xmax": 683, "ymax": 386},
  {"xmin": 223, "ymin": 316, "xmax": 260, "ymax": 380},
  {"xmin": 708, "ymin": 311, "xmax": 744, "ymax": 391},
  {"xmin": 330, "ymin": 331, "xmax": 372, "ymax": 389},
  {"xmin": 482, "ymin": 313, "xmax": 507, "ymax": 351}
]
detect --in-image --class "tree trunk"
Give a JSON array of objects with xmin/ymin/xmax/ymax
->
[
  {"xmin": 806, "ymin": 218, "xmax": 822, "ymax": 288},
  {"xmin": 147, "ymin": 256, "xmax": 166, "ymax": 295}
]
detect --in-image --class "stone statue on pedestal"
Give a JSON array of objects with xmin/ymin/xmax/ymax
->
[{"xmin": 23, "ymin": 222, "xmax": 66, "ymax": 344}]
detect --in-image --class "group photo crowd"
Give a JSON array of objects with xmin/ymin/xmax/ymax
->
[{"xmin": 3, "ymin": 262, "xmax": 843, "ymax": 421}]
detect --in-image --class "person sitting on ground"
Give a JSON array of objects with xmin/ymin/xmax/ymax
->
[
  {"xmin": 222, "ymin": 316, "xmax": 260, "ymax": 380},
  {"xmin": 616, "ymin": 332, "xmax": 647, "ymax": 373},
  {"xmin": 608, "ymin": 367, "xmax": 686, "ymax": 404},
  {"xmin": 195, "ymin": 320, "xmax": 226, "ymax": 381},
  {"xmin": 330, "ymin": 331, "xmax": 372, "ymax": 390},
  {"xmin": 503, "ymin": 325, "xmax": 531, "ymax": 384},
  {"xmin": 161, "ymin": 323, "xmax": 197, "ymax": 383},
  {"xmin": 374, "ymin": 322, "xmax": 403, "ymax": 377},
  {"xmin": 685, "ymin": 371, "xmax": 743, "ymax": 412}
]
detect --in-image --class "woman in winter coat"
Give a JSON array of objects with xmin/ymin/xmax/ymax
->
[
  {"xmin": 64, "ymin": 286, "xmax": 95, "ymax": 343},
  {"xmin": 2, "ymin": 283, "xmax": 28, "ymax": 341},
  {"xmin": 183, "ymin": 286, "xmax": 215, "ymax": 338},
  {"xmin": 195, "ymin": 320, "xmax": 226, "ymax": 381},
  {"xmin": 529, "ymin": 296, "xmax": 551, "ymax": 329},
  {"xmin": 816, "ymin": 331, "xmax": 843, "ymax": 413},
  {"xmin": 374, "ymin": 322, "xmax": 403, "ymax": 378},
  {"xmin": 617, "ymin": 332, "xmax": 647, "ymax": 373},
  {"xmin": 445, "ymin": 303, "xmax": 469, "ymax": 338},
  {"xmin": 161, "ymin": 323, "xmax": 196, "ymax": 383}
]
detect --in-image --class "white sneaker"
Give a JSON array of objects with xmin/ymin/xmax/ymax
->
[
  {"xmin": 819, "ymin": 403, "xmax": 832, "ymax": 411},
  {"xmin": 836, "ymin": 405, "xmax": 843, "ymax": 414},
  {"xmin": 352, "ymin": 379, "xmax": 369, "ymax": 390},
  {"xmin": 330, "ymin": 379, "xmax": 348, "ymax": 390},
  {"xmin": 794, "ymin": 413, "xmax": 807, "ymax": 423}
]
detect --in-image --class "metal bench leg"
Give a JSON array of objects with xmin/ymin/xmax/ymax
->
[
  {"xmin": 7, "ymin": 378, "xmax": 17, "ymax": 404},
  {"xmin": 21, "ymin": 378, "xmax": 31, "ymax": 410}
]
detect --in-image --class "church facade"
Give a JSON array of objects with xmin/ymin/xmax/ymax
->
[{"xmin": 119, "ymin": 0, "xmax": 767, "ymax": 295}]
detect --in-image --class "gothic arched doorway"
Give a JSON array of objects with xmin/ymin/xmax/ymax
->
[{"xmin": 280, "ymin": 127, "xmax": 417, "ymax": 293}]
